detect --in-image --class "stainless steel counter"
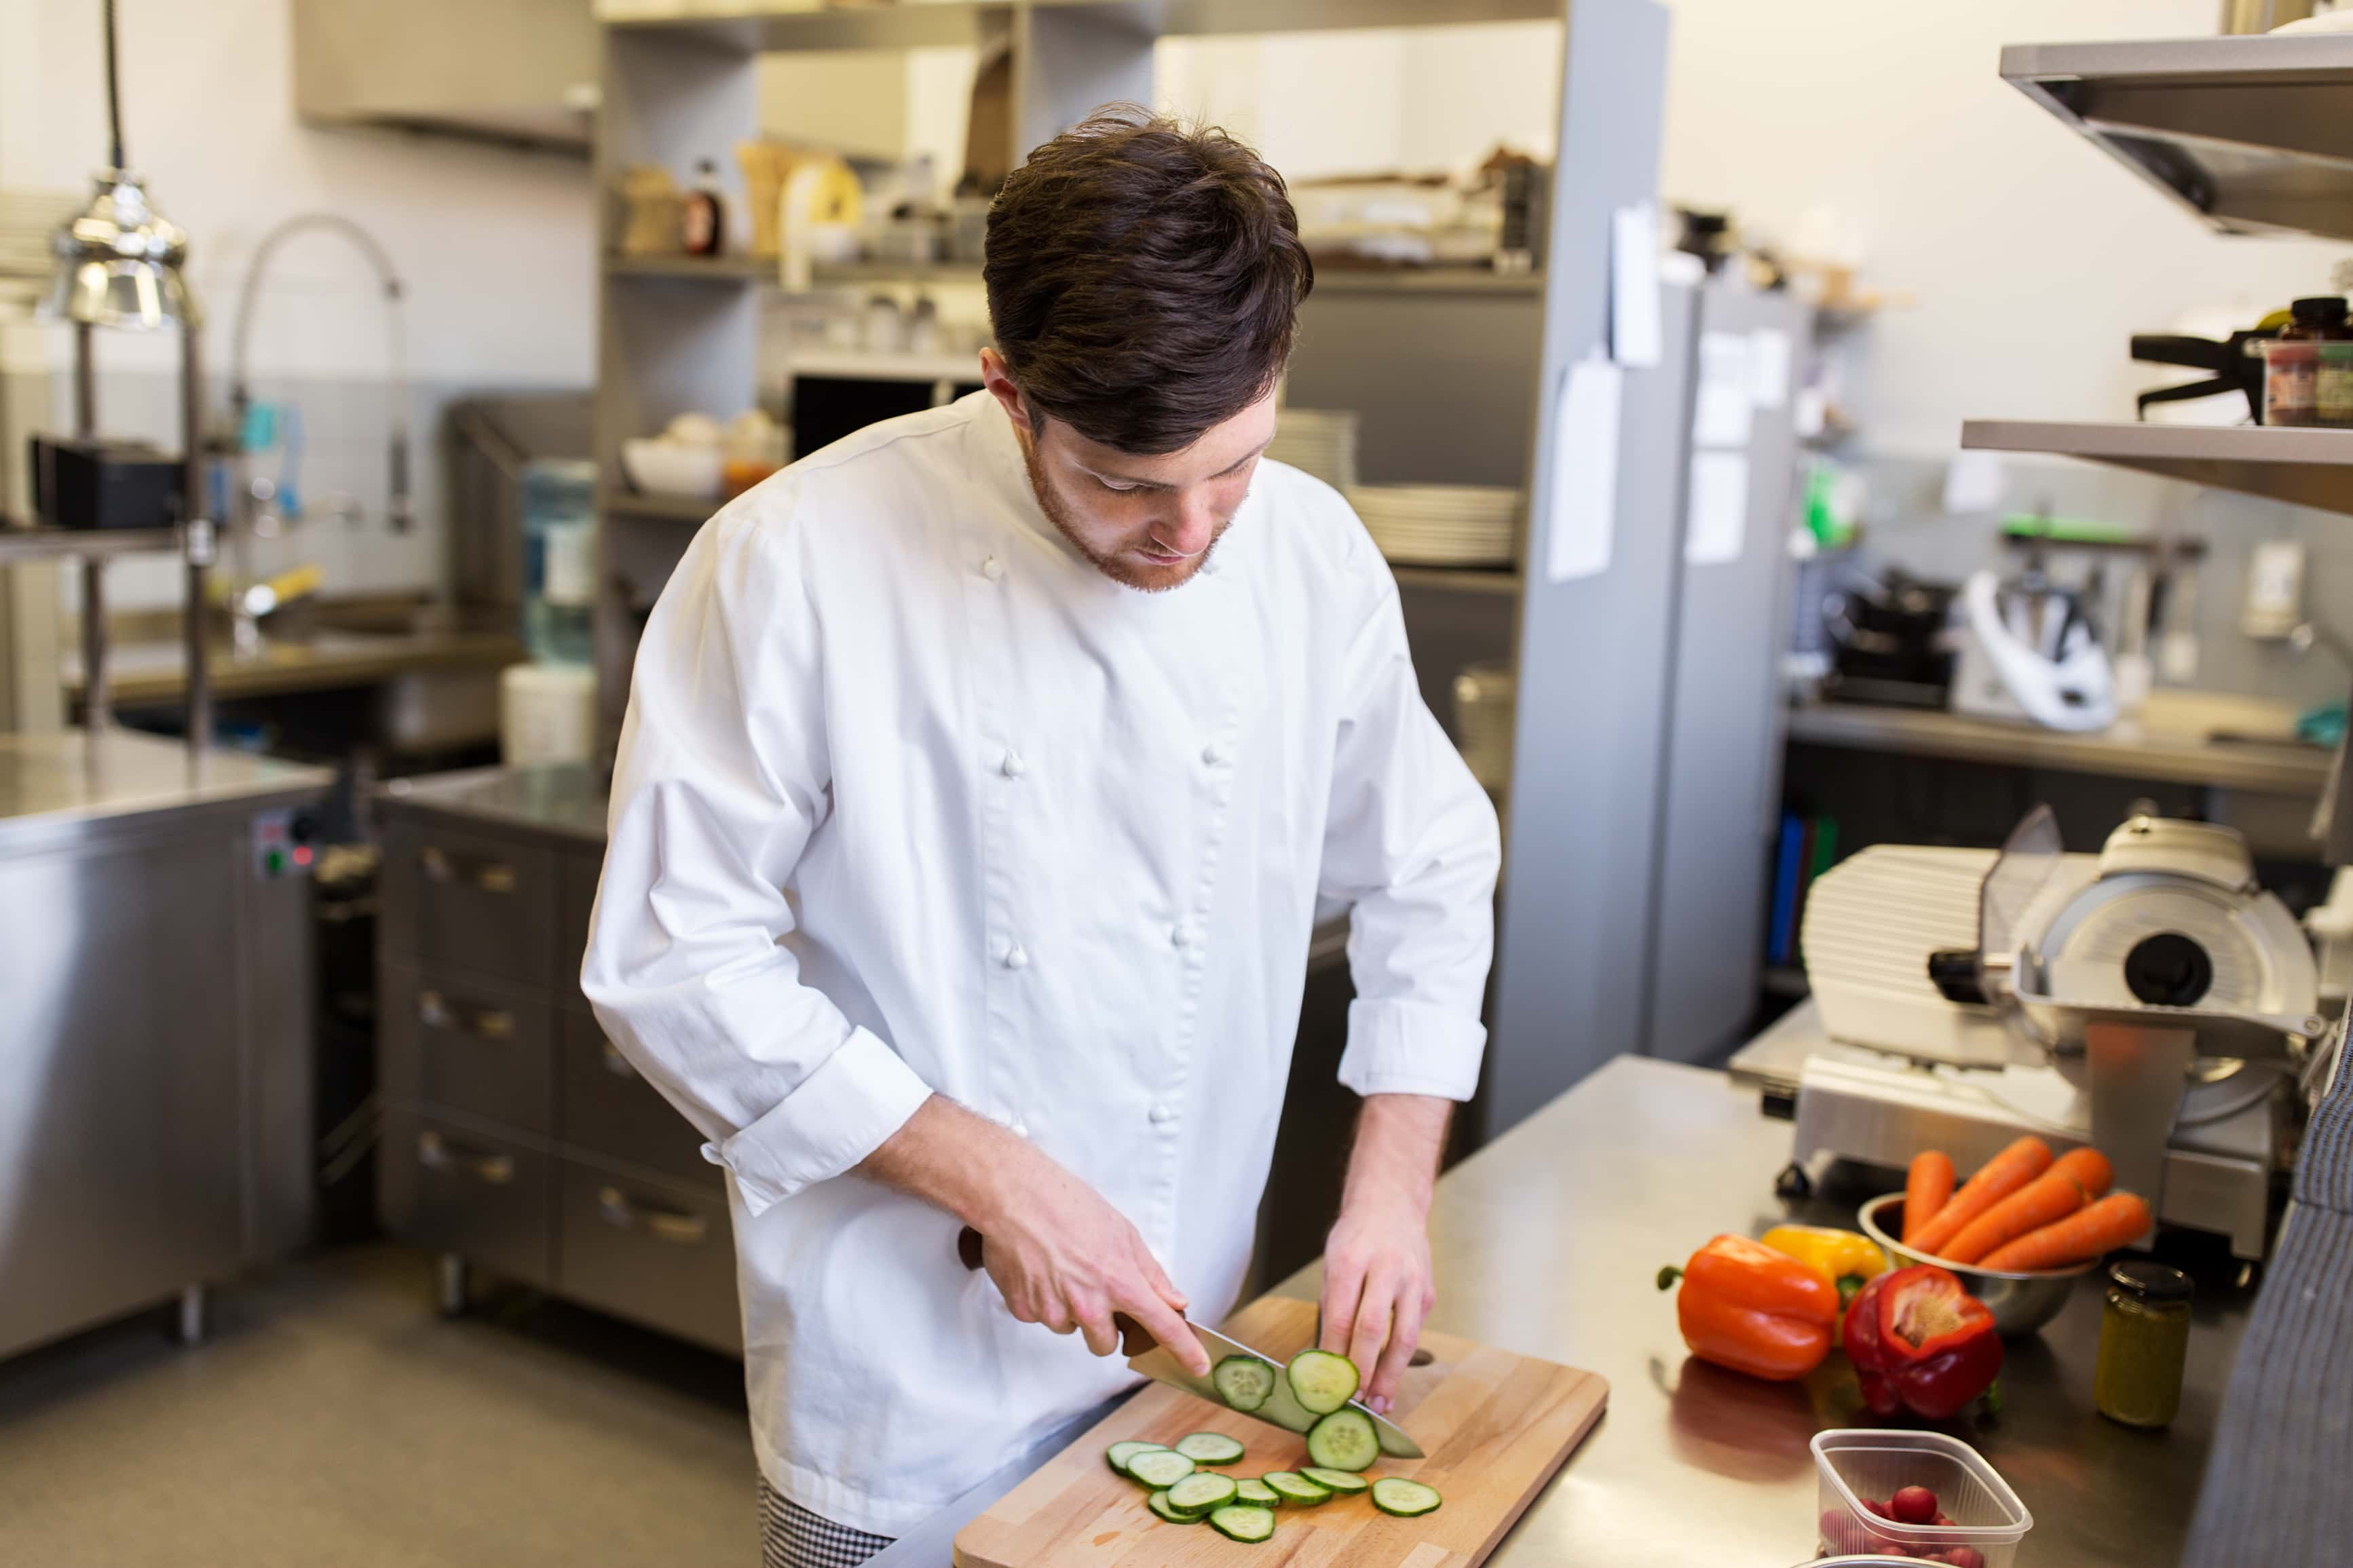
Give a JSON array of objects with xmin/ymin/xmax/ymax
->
[
  {"xmin": 375, "ymin": 761, "xmax": 608, "ymax": 845},
  {"xmin": 0, "ymin": 728, "xmax": 335, "ymax": 852}
]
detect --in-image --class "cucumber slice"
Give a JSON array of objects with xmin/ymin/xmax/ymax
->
[
  {"xmin": 1304, "ymin": 1409, "xmax": 1378, "ymax": 1473},
  {"xmin": 1106, "ymin": 1441, "xmax": 1164, "ymax": 1476},
  {"xmin": 1234, "ymin": 1478, "xmax": 1280, "ymax": 1506},
  {"xmin": 1208, "ymin": 1504, "xmax": 1277, "ymax": 1544},
  {"xmin": 1212, "ymin": 1354, "xmax": 1278, "ymax": 1413},
  {"xmin": 1298, "ymin": 1467, "xmax": 1370, "ymax": 1495},
  {"xmin": 1256, "ymin": 1373, "xmax": 1320, "ymax": 1434},
  {"xmin": 1285, "ymin": 1350, "xmax": 1360, "ymax": 1415},
  {"xmin": 1166, "ymin": 1473, "xmax": 1238, "ymax": 1515},
  {"xmin": 1125, "ymin": 1449, "xmax": 1196, "ymax": 1489},
  {"xmin": 1260, "ymin": 1472, "xmax": 1331, "ymax": 1506},
  {"xmin": 1370, "ymin": 1478, "xmax": 1442, "ymax": 1518},
  {"xmin": 1147, "ymin": 1490, "xmax": 1204, "ymax": 1525},
  {"xmin": 1173, "ymin": 1432, "xmax": 1246, "ymax": 1466}
]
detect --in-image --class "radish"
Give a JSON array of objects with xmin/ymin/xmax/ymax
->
[{"xmin": 1891, "ymin": 1485, "xmax": 1940, "ymax": 1524}]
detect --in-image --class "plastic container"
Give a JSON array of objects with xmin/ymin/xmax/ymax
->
[
  {"xmin": 1811, "ymin": 1430, "xmax": 2032, "ymax": 1568},
  {"xmin": 2318, "ymin": 341, "xmax": 2353, "ymax": 428},
  {"xmin": 521, "ymin": 458, "xmax": 597, "ymax": 666}
]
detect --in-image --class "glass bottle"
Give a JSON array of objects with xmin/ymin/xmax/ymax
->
[
  {"xmin": 2093, "ymin": 1259, "xmax": 2193, "ymax": 1429},
  {"xmin": 521, "ymin": 459, "xmax": 597, "ymax": 666}
]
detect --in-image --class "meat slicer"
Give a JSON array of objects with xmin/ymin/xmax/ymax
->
[{"xmin": 1790, "ymin": 807, "xmax": 2333, "ymax": 1259}]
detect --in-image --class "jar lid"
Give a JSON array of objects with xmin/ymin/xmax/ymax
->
[
  {"xmin": 2291, "ymin": 294, "xmax": 2350, "ymax": 322},
  {"xmin": 2109, "ymin": 1259, "xmax": 2194, "ymax": 1302}
]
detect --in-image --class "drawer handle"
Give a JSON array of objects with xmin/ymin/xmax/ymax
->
[
  {"xmin": 419, "ymin": 844, "xmax": 518, "ymax": 894},
  {"xmin": 418, "ymin": 1130, "xmax": 514, "ymax": 1185},
  {"xmin": 417, "ymin": 991, "xmax": 516, "ymax": 1041},
  {"xmin": 600, "ymin": 1041, "xmax": 637, "ymax": 1079},
  {"xmin": 597, "ymin": 1185, "xmax": 708, "ymax": 1244}
]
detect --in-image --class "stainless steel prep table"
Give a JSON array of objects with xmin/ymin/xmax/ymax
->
[
  {"xmin": 877, "ymin": 1052, "xmax": 2250, "ymax": 1567},
  {"xmin": 0, "ymin": 729, "xmax": 333, "ymax": 1358}
]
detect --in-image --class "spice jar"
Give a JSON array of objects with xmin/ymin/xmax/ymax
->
[
  {"xmin": 2318, "ymin": 341, "xmax": 2353, "ymax": 429},
  {"xmin": 2093, "ymin": 1259, "xmax": 2193, "ymax": 1428},
  {"xmin": 2265, "ymin": 295, "xmax": 2353, "ymax": 426}
]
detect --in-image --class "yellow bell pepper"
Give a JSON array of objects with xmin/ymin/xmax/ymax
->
[{"xmin": 1760, "ymin": 1225, "xmax": 1887, "ymax": 1305}]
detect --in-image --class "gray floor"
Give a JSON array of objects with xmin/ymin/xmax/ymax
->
[{"xmin": 0, "ymin": 1244, "xmax": 757, "ymax": 1567}]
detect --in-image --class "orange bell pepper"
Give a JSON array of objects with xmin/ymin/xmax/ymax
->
[{"xmin": 1657, "ymin": 1234, "xmax": 1841, "ymax": 1381}]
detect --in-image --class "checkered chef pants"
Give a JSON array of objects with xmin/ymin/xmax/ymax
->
[{"xmin": 759, "ymin": 1478, "xmax": 897, "ymax": 1568}]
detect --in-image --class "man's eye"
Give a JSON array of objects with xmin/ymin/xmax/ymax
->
[{"xmin": 1098, "ymin": 478, "xmax": 1140, "ymax": 494}]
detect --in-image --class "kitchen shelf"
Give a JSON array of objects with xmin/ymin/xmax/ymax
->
[
  {"xmin": 603, "ymin": 254, "xmax": 983, "ymax": 290},
  {"xmin": 0, "ymin": 525, "xmax": 181, "ymax": 565},
  {"xmin": 598, "ymin": 486, "xmax": 717, "ymax": 523},
  {"xmin": 2000, "ymin": 33, "xmax": 2353, "ymax": 242},
  {"xmin": 600, "ymin": 0, "xmax": 1562, "ymax": 53},
  {"xmin": 1959, "ymin": 419, "xmax": 2353, "ymax": 518},
  {"xmin": 1390, "ymin": 565, "xmax": 1522, "ymax": 595},
  {"xmin": 1313, "ymin": 267, "xmax": 1545, "ymax": 297}
]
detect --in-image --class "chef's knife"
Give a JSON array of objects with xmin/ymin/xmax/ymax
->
[{"xmin": 955, "ymin": 1226, "xmax": 1424, "ymax": 1459}]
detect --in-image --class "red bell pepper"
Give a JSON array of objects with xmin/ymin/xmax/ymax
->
[{"xmin": 1841, "ymin": 1264, "xmax": 2003, "ymax": 1419}]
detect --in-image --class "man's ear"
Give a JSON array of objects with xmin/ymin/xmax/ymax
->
[{"xmin": 978, "ymin": 349, "xmax": 1034, "ymax": 436}]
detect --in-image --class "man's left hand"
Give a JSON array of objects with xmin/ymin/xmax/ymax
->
[{"xmin": 1317, "ymin": 1093, "xmax": 1451, "ymax": 1415}]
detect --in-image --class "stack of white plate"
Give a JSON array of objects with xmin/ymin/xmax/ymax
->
[
  {"xmin": 1266, "ymin": 408, "xmax": 1359, "ymax": 491},
  {"xmin": 1347, "ymin": 484, "xmax": 1521, "ymax": 567},
  {"xmin": 1452, "ymin": 663, "xmax": 1515, "ymax": 795}
]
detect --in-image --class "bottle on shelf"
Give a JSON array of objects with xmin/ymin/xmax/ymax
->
[{"xmin": 682, "ymin": 160, "xmax": 728, "ymax": 259}]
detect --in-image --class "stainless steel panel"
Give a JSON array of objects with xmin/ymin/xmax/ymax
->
[
  {"xmin": 558, "ymin": 1008, "xmax": 713, "ymax": 1185},
  {"xmin": 561, "ymin": 847, "xmax": 600, "ymax": 1006},
  {"xmin": 556, "ymin": 1155, "xmax": 740, "ymax": 1353},
  {"xmin": 381, "ymin": 960, "xmax": 554, "ymax": 1134},
  {"xmin": 381, "ymin": 818, "xmax": 557, "ymax": 986},
  {"xmin": 378, "ymin": 1109, "xmax": 553, "ymax": 1287}
]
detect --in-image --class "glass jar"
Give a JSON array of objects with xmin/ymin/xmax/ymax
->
[{"xmin": 2093, "ymin": 1259, "xmax": 2193, "ymax": 1428}]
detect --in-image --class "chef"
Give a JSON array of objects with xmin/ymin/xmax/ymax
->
[{"xmin": 584, "ymin": 109, "xmax": 1501, "ymax": 1568}]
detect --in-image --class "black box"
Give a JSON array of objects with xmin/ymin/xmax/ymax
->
[{"xmin": 29, "ymin": 436, "xmax": 182, "ymax": 530}]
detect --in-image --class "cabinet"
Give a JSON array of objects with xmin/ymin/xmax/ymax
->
[{"xmin": 375, "ymin": 765, "xmax": 740, "ymax": 1354}]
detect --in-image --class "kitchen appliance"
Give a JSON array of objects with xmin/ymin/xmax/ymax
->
[
  {"xmin": 953, "ymin": 1295, "xmax": 1606, "ymax": 1568},
  {"xmin": 1790, "ymin": 807, "xmax": 2329, "ymax": 1259},
  {"xmin": 28, "ymin": 434, "xmax": 180, "ymax": 529},
  {"xmin": 1820, "ymin": 569, "xmax": 1958, "ymax": 708},
  {"xmin": 1949, "ymin": 567, "xmax": 2117, "ymax": 731}
]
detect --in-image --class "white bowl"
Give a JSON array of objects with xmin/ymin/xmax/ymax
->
[{"xmin": 622, "ymin": 438, "xmax": 723, "ymax": 499}]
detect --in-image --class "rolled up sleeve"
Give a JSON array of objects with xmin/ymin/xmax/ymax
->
[
  {"xmin": 1318, "ymin": 558, "xmax": 1503, "ymax": 1103},
  {"xmin": 582, "ymin": 503, "xmax": 930, "ymax": 1218}
]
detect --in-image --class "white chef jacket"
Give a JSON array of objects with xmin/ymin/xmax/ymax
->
[{"xmin": 582, "ymin": 391, "xmax": 1500, "ymax": 1535}]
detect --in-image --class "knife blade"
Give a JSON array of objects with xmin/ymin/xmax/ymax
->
[{"xmin": 953, "ymin": 1227, "xmax": 1423, "ymax": 1459}]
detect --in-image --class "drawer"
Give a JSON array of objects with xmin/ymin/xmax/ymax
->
[
  {"xmin": 558, "ymin": 1010, "xmax": 715, "ymax": 1186},
  {"xmin": 561, "ymin": 848, "xmax": 602, "ymax": 1006},
  {"xmin": 381, "ymin": 961, "xmax": 553, "ymax": 1134},
  {"xmin": 557, "ymin": 1158, "xmax": 740, "ymax": 1353},
  {"xmin": 379, "ymin": 1110, "xmax": 553, "ymax": 1288},
  {"xmin": 381, "ymin": 818, "xmax": 557, "ymax": 987}
]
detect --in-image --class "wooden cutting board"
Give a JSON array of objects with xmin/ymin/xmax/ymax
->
[{"xmin": 953, "ymin": 1295, "xmax": 1607, "ymax": 1568}]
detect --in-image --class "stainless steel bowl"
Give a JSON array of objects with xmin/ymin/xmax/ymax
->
[{"xmin": 1856, "ymin": 1192, "xmax": 2094, "ymax": 1337}]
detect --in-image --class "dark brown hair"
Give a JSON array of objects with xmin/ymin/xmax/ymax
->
[{"xmin": 984, "ymin": 107, "xmax": 1313, "ymax": 455}]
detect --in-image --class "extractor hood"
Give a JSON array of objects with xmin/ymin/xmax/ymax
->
[{"xmin": 293, "ymin": 0, "xmax": 597, "ymax": 157}]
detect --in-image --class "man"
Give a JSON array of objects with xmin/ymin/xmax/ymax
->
[{"xmin": 584, "ymin": 109, "xmax": 1501, "ymax": 1568}]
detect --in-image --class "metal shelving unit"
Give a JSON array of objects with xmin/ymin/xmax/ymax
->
[
  {"xmin": 1961, "ymin": 419, "xmax": 2353, "ymax": 518},
  {"xmin": 0, "ymin": 521, "xmax": 209, "ymax": 738},
  {"xmin": 2001, "ymin": 33, "xmax": 2353, "ymax": 242}
]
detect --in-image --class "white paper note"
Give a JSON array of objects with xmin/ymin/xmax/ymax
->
[
  {"xmin": 1685, "ymin": 450, "xmax": 1749, "ymax": 566},
  {"xmin": 1546, "ymin": 355, "xmax": 1622, "ymax": 584},
  {"xmin": 1693, "ymin": 332, "xmax": 1754, "ymax": 449},
  {"xmin": 1610, "ymin": 203, "xmax": 1662, "ymax": 369},
  {"xmin": 1749, "ymin": 328, "xmax": 1792, "ymax": 409},
  {"xmin": 1942, "ymin": 450, "xmax": 2008, "ymax": 514}
]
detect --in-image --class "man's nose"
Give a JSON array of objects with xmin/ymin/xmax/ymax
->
[{"xmin": 1161, "ymin": 491, "xmax": 1218, "ymax": 556}]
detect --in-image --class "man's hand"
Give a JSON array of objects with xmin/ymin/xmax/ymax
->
[
  {"xmin": 859, "ymin": 1096, "xmax": 1209, "ymax": 1376},
  {"xmin": 1319, "ymin": 1094, "xmax": 1450, "ymax": 1413}
]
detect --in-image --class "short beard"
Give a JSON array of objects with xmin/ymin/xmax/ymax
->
[{"xmin": 1015, "ymin": 429, "xmax": 1216, "ymax": 594}]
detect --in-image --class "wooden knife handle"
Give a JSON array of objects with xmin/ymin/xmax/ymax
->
[{"xmin": 957, "ymin": 1227, "xmax": 1155, "ymax": 1356}]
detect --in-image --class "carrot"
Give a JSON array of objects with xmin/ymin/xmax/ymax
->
[
  {"xmin": 1902, "ymin": 1151, "xmax": 1955, "ymax": 1243},
  {"xmin": 2050, "ymin": 1146, "xmax": 2114, "ymax": 1202},
  {"xmin": 1907, "ymin": 1136, "xmax": 2053, "ymax": 1260},
  {"xmin": 1940, "ymin": 1166, "xmax": 2090, "ymax": 1265},
  {"xmin": 1979, "ymin": 1192, "xmax": 2155, "ymax": 1271}
]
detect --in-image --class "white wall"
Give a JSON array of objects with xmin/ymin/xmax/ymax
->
[{"xmin": 1163, "ymin": 3, "xmax": 2350, "ymax": 457}]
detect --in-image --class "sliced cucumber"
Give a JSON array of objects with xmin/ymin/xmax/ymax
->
[
  {"xmin": 1256, "ymin": 1373, "xmax": 1320, "ymax": 1434},
  {"xmin": 1173, "ymin": 1432, "xmax": 1246, "ymax": 1466},
  {"xmin": 1370, "ymin": 1478, "xmax": 1442, "ymax": 1518},
  {"xmin": 1304, "ymin": 1409, "xmax": 1378, "ymax": 1473},
  {"xmin": 1298, "ymin": 1467, "xmax": 1370, "ymax": 1495},
  {"xmin": 1260, "ymin": 1472, "xmax": 1331, "ymax": 1506},
  {"xmin": 1147, "ymin": 1490, "xmax": 1203, "ymax": 1525},
  {"xmin": 1285, "ymin": 1349, "xmax": 1361, "ymax": 1415},
  {"xmin": 1212, "ymin": 1354, "xmax": 1278, "ymax": 1413},
  {"xmin": 1106, "ymin": 1440, "xmax": 1164, "ymax": 1477},
  {"xmin": 1165, "ymin": 1473, "xmax": 1238, "ymax": 1516},
  {"xmin": 1208, "ymin": 1504, "xmax": 1277, "ymax": 1544},
  {"xmin": 1125, "ymin": 1449, "xmax": 1196, "ymax": 1489},
  {"xmin": 1234, "ymin": 1478, "xmax": 1280, "ymax": 1506}
]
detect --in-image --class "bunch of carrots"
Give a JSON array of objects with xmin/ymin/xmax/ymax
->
[{"xmin": 1899, "ymin": 1137, "xmax": 2153, "ymax": 1271}]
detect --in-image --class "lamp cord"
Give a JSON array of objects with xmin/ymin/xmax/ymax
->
[{"xmin": 102, "ymin": 0, "xmax": 126, "ymax": 171}]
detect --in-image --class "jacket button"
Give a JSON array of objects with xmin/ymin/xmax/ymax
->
[
  {"xmin": 1000, "ymin": 751, "xmax": 1025, "ymax": 778},
  {"xmin": 1201, "ymin": 741, "xmax": 1229, "ymax": 767},
  {"xmin": 1003, "ymin": 943, "xmax": 1029, "ymax": 970},
  {"xmin": 981, "ymin": 555, "xmax": 1004, "ymax": 581},
  {"xmin": 1169, "ymin": 923, "xmax": 1192, "ymax": 949},
  {"xmin": 1148, "ymin": 1103, "xmax": 1177, "ymax": 1125}
]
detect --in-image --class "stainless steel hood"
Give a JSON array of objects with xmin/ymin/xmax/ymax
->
[{"xmin": 293, "ymin": 0, "xmax": 597, "ymax": 157}]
